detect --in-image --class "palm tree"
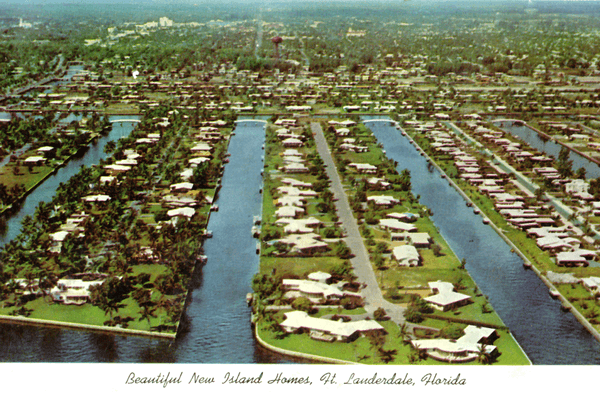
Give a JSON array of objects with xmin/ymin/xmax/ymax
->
[
  {"xmin": 477, "ymin": 344, "xmax": 492, "ymax": 365},
  {"xmin": 398, "ymin": 322, "xmax": 411, "ymax": 344}
]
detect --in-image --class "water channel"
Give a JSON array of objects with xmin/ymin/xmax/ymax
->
[
  {"xmin": 0, "ymin": 119, "xmax": 288, "ymax": 363},
  {"xmin": 494, "ymin": 120, "xmax": 600, "ymax": 180},
  {"xmin": 0, "ymin": 115, "xmax": 139, "ymax": 247},
  {"xmin": 364, "ymin": 118, "xmax": 600, "ymax": 364}
]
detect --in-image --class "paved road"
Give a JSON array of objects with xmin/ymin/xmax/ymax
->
[{"xmin": 311, "ymin": 122, "xmax": 406, "ymax": 324}]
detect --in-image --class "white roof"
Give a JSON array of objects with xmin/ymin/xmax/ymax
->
[
  {"xmin": 82, "ymin": 194, "xmax": 111, "ymax": 202},
  {"xmin": 170, "ymin": 182, "xmax": 194, "ymax": 190},
  {"xmin": 281, "ymin": 311, "xmax": 382, "ymax": 338},
  {"xmin": 167, "ymin": 207, "xmax": 196, "ymax": 218},
  {"xmin": 424, "ymin": 280, "xmax": 471, "ymax": 307},
  {"xmin": 379, "ymin": 218, "xmax": 416, "ymax": 232},
  {"xmin": 50, "ymin": 231, "xmax": 70, "ymax": 242},
  {"xmin": 392, "ymin": 245, "xmax": 420, "ymax": 263},
  {"xmin": 367, "ymin": 195, "xmax": 399, "ymax": 205}
]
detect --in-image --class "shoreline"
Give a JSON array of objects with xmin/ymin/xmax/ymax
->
[
  {"xmin": 0, "ymin": 313, "xmax": 176, "ymax": 339},
  {"xmin": 399, "ymin": 123, "xmax": 600, "ymax": 347}
]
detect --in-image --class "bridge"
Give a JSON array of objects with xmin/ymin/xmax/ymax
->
[
  {"xmin": 235, "ymin": 119, "xmax": 267, "ymax": 124},
  {"xmin": 109, "ymin": 119, "xmax": 141, "ymax": 123},
  {"xmin": 491, "ymin": 118, "xmax": 524, "ymax": 124},
  {"xmin": 363, "ymin": 118, "xmax": 398, "ymax": 126}
]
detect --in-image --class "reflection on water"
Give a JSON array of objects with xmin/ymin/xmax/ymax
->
[
  {"xmin": 365, "ymin": 118, "xmax": 600, "ymax": 365},
  {"xmin": 0, "ymin": 120, "xmax": 294, "ymax": 363},
  {"xmin": 496, "ymin": 121, "xmax": 600, "ymax": 179}
]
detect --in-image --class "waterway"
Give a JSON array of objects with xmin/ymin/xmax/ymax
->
[
  {"xmin": 0, "ymin": 115, "xmax": 139, "ymax": 247},
  {"xmin": 494, "ymin": 121, "xmax": 600, "ymax": 179},
  {"xmin": 364, "ymin": 118, "xmax": 600, "ymax": 365},
  {"xmin": 0, "ymin": 119, "xmax": 289, "ymax": 363}
]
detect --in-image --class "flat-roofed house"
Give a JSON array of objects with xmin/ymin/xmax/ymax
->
[
  {"xmin": 411, "ymin": 325, "xmax": 498, "ymax": 363},
  {"xmin": 392, "ymin": 245, "xmax": 420, "ymax": 267},
  {"xmin": 280, "ymin": 311, "xmax": 385, "ymax": 342},
  {"xmin": 424, "ymin": 280, "xmax": 471, "ymax": 311}
]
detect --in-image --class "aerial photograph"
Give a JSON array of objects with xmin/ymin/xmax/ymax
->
[{"xmin": 2, "ymin": 0, "xmax": 600, "ymax": 376}]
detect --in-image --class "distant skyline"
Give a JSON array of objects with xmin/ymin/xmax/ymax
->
[{"xmin": 4, "ymin": 0, "xmax": 600, "ymax": 4}]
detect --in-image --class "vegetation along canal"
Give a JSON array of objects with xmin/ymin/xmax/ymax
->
[
  {"xmin": 0, "ymin": 119, "xmax": 289, "ymax": 362},
  {"xmin": 365, "ymin": 118, "xmax": 600, "ymax": 365},
  {"xmin": 496, "ymin": 121, "xmax": 600, "ymax": 180}
]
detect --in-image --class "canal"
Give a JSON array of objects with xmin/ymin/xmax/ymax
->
[
  {"xmin": 0, "ymin": 115, "xmax": 139, "ymax": 247},
  {"xmin": 494, "ymin": 120, "xmax": 600, "ymax": 180},
  {"xmin": 364, "ymin": 118, "xmax": 600, "ymax": 365},
  {"xmin": 0, "ymin": 119, "xmax": 287, "ymax": 363}
]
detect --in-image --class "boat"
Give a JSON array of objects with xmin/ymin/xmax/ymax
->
[
  {"xmin": 483, "ymin": 218, "xmax": 490, "ymax": 225},
  {"xmin": 523, "ymin": 261, "xmax": 532, "ymax": 269},
  {"xmin": 560, "ymin": 304, "xmax": 571, "ymax": 312},
  {"xmin": 473, "ymin": 208, "xmax": 480, "ymax": 215},
  {"xmin": 246, "ymin": 293, "xmax": 253, "ymax": 306},
  {"xmin": 210, "ymin": 204, "xmax": 219, "ymax": 212},
  {"xmin": 549, "ymin": 290, "xmax": 560, "ymax": 299},
  {"xmin": 256, "ymin": 242, "xmax": 261, "ymax": 254},
  {"xmin": 253, "ymin": 216, "xmax": 261, "ymax": 225},
  {"xmin": 204, "ymin": 230, "xmax": 213, "ymax": 238}
]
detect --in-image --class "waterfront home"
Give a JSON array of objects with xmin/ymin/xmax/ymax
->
[
  {"xmin": 104, "ymin": 164, "xmax": 132, "ymax": 174},
  {"xmin": 536, "ymin": 235, "xmax": 580, "ymax": 252},
  {"xmin": 167, "ymin": 207, "xmax": 195, "ymax": 220},
  {"xmin": 411, "ymin": 325, "xmax": 498, "ymax": 363},
  {"xmin": 424, "ymin": 281, "xmax": 471, "ymax": 311},
  {"xmin": 407, "ymin": 232, "xmax": 432, "ymax": 248},
  {"xmin": 276, "ymin": 195, "xmax": 306, "ymax": 207},
  {"xmin": 275, "ymin": 233, "xmax": 329, "ymax": 255},
  {"xmin": 82, "ymin": 194, "xmax": 111, "ymax": 203},
  {"xmin": 339, "ymin": 143, "xmax": 369, "ymax": 153},
  {"xmin": 582, "ymin": 277, "xmax": 600, "ymax": 295},
  {"xmin": 162, "ymin": 194, "xmax": 198, "ymax": 207},
  {"xmin": 275, "ymin": 205, "xmax": 305, "ymax": 218},
  {"xmin": 24, "ymin": 156, "xmax": 47, "ymax": 166},
  {"xmin": 386, "ymin": 212, "xmax": 418, "ymax": 222},
  {"xmin": 392, "ymin": 245, "xmax": 420, "ymax": 267},
  {"xmin": 170, "ymin": 182, "xmax": 194, "ymax": 192},
  {"xmin": 276, "ymin": 217, "xmax": 321, "ymax": 234},
  {"xmin": 280, "ymin": 310, "xmax": 384, "ymax": 342},
  {"xmin": 348, "ymin": 163, "xmax": 377, "ymax": 174},
  {"xmin": 556, "ymin": 249, "xmax": 596, "ymax": 267},
  {"xmin": 565, "ymin": 179, "xmax": 589, "ymax": 195},
  {"xmin": 51, "ymin": 277, "xmax": 107, "ymax": 305},
  {"xmin": 366, "ymin": 195, "xmax": 400, "ymax": 207},
  {"xmin": 282, "ymin": 279, "xmax": 361, "ymax": 304},
  {"xmin": 189, "ymin": 157, "xmax": 211, "ymax": 166},
  {"xmin": 379, "ymin": 218, "xmax": 417, "ymax": 232},
  {"xmin": 190, "ymin": 142, "xmax": 213, "ymax": 153},
  {"xmin": 366, "ymin": 177, "xmax": 391, "ymax": 190}
]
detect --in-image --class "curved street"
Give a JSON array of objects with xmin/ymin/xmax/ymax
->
[{"xmin": 311, "ymin": 122, "xmax": 406, "ymax": 324}]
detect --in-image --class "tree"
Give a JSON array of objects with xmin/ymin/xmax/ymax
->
[
  {"xmin": 133, "ymin": 287, "xmax": 157, "ymax": 328},
  {"xmin": 90, "ymin": 276, "xmax": 132, "ymax": 319},
  {"xmin": 373, "ymin": 307, "xmax": 388, "ymax": 321},
  {"xmin": 557, "ymin": 146, "xmax": 573, "ymax": 178},
  {"xmin": 291, "ymin": 296, "xmax": 312, "ymax": 313}
]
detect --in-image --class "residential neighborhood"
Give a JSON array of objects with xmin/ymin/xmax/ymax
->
[{"xmin": 1, "ymin": 0, "xmax": 600, "ymax": 366}]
